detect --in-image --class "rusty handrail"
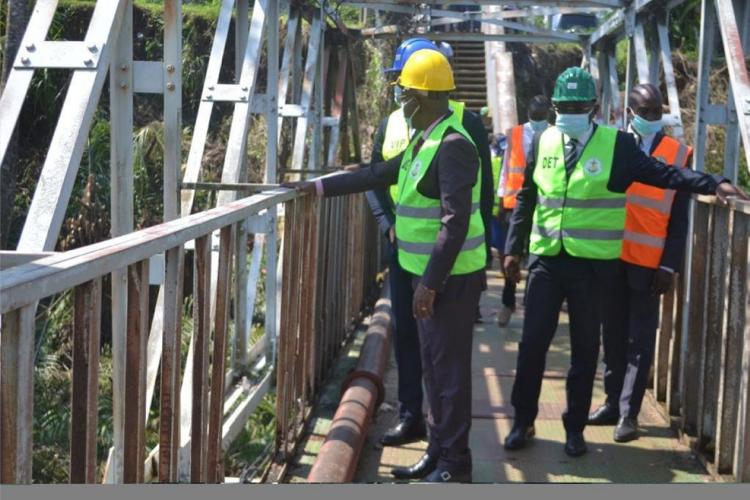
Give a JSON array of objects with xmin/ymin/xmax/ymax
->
[
  {"xmin": 652, "ymin": 195, "xmax": 750, "ymax": 481},
  {"xmin": 0, "ymin": 187, "xmax": 382, "ymax": 484}
]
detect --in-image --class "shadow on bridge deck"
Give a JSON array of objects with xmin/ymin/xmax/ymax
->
[{"xmin": 351, "ymin": 263, "xmax": 712, "ymax": 484}]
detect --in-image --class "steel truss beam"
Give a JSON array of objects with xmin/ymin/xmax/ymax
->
[{"xmin": 348, "ymin": 0, "xmax": 624, "ymax": 7}]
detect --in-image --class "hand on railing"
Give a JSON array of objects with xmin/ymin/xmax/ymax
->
[{"xmin": 716, "ymin": 182, "xmax": 749, "ymax": 205}]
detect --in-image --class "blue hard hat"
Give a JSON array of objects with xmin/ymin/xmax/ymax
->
[{"xmin": 385, "ymin": 37, "xmax": 438, "ymax": 74}]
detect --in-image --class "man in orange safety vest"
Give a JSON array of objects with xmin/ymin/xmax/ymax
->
[{"xmin": 588, "ymin": 83, "xmax": 692, "ymax": 442}]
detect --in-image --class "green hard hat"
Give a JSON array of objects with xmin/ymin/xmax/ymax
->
[{"xmin": 552, "ymin": 67, "xmax": 597, "ymax": 102}]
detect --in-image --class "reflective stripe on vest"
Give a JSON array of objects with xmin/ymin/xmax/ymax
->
[
  {"xmin": 530, "ymin": 125, "xmax": 625, "ymax": 260},
  {"xmin": 503, "ymin": 124, "xmax": 527, "ymax": 210},
  {"xmin": 384, "ymin": 100, "xmax": 466, "ymax": 203},
  {"xmin": 394, "ymin": 112, "xmax": 485, "ymax": 276},
  {"xmin": 621, "ymin": 136, "xmax": 692, "ymax": 268}
]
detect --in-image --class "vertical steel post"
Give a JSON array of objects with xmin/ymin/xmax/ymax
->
[
  {"xmin": 680, "ymin": 0, "xmax": 718, "ymax": 435},
  {"xmin": 108, "ymin": 0, "xmax": 134, "ymax": 483}
]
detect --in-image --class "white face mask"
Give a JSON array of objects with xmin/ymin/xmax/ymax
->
[
  {"xmin": 402, "ymin": 96, "xmax": 421, "ymax": 130},
  {"xmin": 393, "ymin": 85, "xmax": 403, "ymax": 107}
]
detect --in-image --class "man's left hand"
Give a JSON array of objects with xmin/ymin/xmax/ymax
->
[
  {"xmin": 651, "ymin": 269, "xmax": 674, "ymax": 296},
  {"xmin": 413, "ymin": 283, "xmax": 436, "ymax": 320},
  {"xmin": 716, "ymin": 182, "xmax": 749, "ymax": 205}
]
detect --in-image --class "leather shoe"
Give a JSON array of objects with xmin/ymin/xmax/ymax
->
[
  {"xmin": 614, "ymin": 416, "xmax": 639, "ymax": 442},
  {"xmin": 380, "ymin": 418, "xmax": 426, "ymax": 446},
  {"xmin": 564, "ymin": 432, "xmax": 587, "ymax": 457},
  {"xmin": 391, "ymin": 453, "xmax": 437, "ymax": 480},
  {"xmin": 423, "ymin": 468, "xmax": 472, "ymax": 483},
  {"xmin": 587, "ymin": 403, "xmax": 619, "ymax": 426},
  {"xmin": 503, "ymin": 424, "xmax": 535, "ymax": 450}
]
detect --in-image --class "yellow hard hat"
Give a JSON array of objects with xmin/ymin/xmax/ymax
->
[{"xmin": 397, "ymin": 49, "xmax": 456, "ymax": 92}]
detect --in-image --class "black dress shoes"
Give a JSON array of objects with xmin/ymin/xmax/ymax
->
[
  {"xmin": 564, "ymin": 432, "xmax": 588, "ymax": 457},
  {"xmin": 391, "ymin": 453, "xmax": 437, "ymax": 480},
  {"xmin": 503, "ymin": 424, "xmax": 535, "ymax": 450},
  {"xmin": 423, "ymin": 468, "xmax": 472, "ymax": 483},
  {"xmin": 614, "ymin": 416, "xmax": 639, "ymax": 442},
  {"xmin": 380, "ymin": 418, "xmax": 427, "ymax": 446},
  {"xmin": 587, "ymin": 403, "xmax": 619, "ymax": 425}
]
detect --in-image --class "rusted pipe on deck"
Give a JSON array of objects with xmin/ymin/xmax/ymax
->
[{"xmin": 307, "ymin": 284, "xmax": 392, "ymax": 483}]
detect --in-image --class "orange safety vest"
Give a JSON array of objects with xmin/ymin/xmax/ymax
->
[
  {"xmin": 621, "ymin": 135, "xmax": 692, "ymax": 269},
  {"xmin": 502, "ymin": 124, "xmax": 526, "ymax": 209}
]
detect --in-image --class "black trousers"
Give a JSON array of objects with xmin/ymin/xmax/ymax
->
[
  {"xmin": 415, "ymin": 271, "xmax": 484, "ymax": 472},
  {"xmin": 601, "ymin": 265, "xmax": 660, "ymax": 419},
  {"xmin": 388, "ymin": 243, "xmax": 424, "ymax": 422},
  {"xmin": 502, "ymin": 279, "xmax": 517, "ymax": 308},
  {"xmin": 511, "ymin": 254, "xmax": 604, "ymax": 433}
]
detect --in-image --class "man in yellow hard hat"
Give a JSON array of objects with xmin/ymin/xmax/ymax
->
[
  {"xmin": 365, "ymin": 39, "xmax": 494, "ymax": 450},
  {"xmin": 285, "ymin": 49, "xmax": 484, "ymax": 483}
]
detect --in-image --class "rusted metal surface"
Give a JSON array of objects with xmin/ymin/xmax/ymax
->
[
  {"xmin": 159, "ymin": 246, "xmax": 184, "ymax": 482},
  {"xmin": 654, "ymin": 274, "xmax": 676, "ymax": 402},
  {"xmin": 307, "ymin": 289, "xmax": 392, "ymax": 483},
  {"xmin": 1, "ymin": 0, "xmax": 386, "ymax": 486},
  {"xmin": 191, "ymin": 236, "xmax": 211, "ymax": 483},
  {"xmin": 666, "ymin": 271, "xmax": 686, "ymax": 417},
  {"xmin": 124, "ymin": 261, "xmax": 149, "ymax": 483},
  {"xmin": 697, "ymin": 205, "xmax": 730, "ymax": 445},
  {"xmin": 70, "ymin": 279, "xmax": 102, "ymax": 483},
  {"xmin": 307, "ymin": 377, "xmax": 379, "ymax": 483},
  {"xmin": 654, "ymin": 197, "xmax": 750, "ymax": 481},
  {"xmin": 0, "ymin": 305, "xmax": 35, "ymax": 484},
  {"xmin": 681, "ymin": 200, "xmax": 710, "ymax": 435},
  {"xmin": 207, "ymin": 225, "xmax": 234, "ymax": 483},
  {"xmin": 715, "ymin": 209, "xmax": 749, "ymax": 472}
]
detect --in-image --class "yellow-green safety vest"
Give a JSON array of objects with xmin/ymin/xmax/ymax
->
[
  {"xmin": 383, "ymin": 100, "xmax": 466, "ymax": 202},
  {"xmin": 530, "ymin": 125, "xmax": 626, "ymax": 260},
  {"xmin": 395, "ymin": 111, "xmax": 486, "ymax": 276},
  {"xmin": 491, "ymin": 154, "xmax": 502, "ymax": 217}
]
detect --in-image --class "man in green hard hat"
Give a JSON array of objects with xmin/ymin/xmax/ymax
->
[{"xmin": 502, "ymin": 67, "xmax": 747, "ymax": 457}]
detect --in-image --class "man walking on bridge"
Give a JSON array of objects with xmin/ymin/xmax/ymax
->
[
  {"xmin": 588, "ymin": 83, "xmax": 692, "ymax": 442},
  {"xmin": 496, "ymin": 95, "xmax": 551, "ymax": 326},
  {"xmin": 363, "ymin": 38, "xmax": 494, "ymax": 451},
  {"xmin": 285, "ymin": 49, "xmax": 485, "ymax": 483},
  {"xmin": 502, "ymin": 67, "xmax": 746, "ymax": 457}
]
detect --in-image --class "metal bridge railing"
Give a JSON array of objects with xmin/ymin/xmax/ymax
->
[
  {"xmin": 0, "ymin": 188, "xmax": 381, "ymax": 484},
  {"xmin": 653, "ymin": 196, "xmax": 750, "ymax": 482}
]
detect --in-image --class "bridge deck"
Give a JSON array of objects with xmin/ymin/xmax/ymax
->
[{"xmin": 352, "ymin": 264, "xmax": 712, "ymax": 483}]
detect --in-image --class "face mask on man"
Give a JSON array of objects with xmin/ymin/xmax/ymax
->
[
  {"xmin": 404, "ymin": 98, "xmax": 421, "ymax": 130},
  {"xmin": 555, "ymin": 113, "xmax": 591, "ymax": 140},
  {"xmin": 393, "ymin": 85, "xmax": 403, "ymax": 107},
  {"xmin": 529, "ymin": 119, "xmax": 548, "ymax": 132},
  {"xmin": 630, "ymin": 113, "xmax": 662, "ymax": 137}
]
